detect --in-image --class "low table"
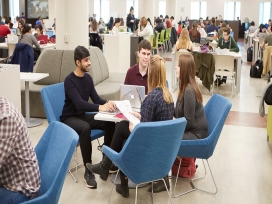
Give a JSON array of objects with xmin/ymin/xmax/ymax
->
[{"xmin": 20, "ymin": 73, "xmax": 49, "ymax": 127}]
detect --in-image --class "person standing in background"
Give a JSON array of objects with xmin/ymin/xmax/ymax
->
[{"xmin": 126, "ymin": 7, "xmax": 135, "ymax": 32}]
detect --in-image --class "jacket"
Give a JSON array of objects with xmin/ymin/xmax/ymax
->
[
  {"xmin": 170, "ymin": 27, "xmax": 177, "ymax": 48},
  {"xmin": 193, "ymin": 52, "xmax": 215, "ymax": 91},
  {"xmin": 11, "ymin": 43, "xmax": 34, "ymax": 72},
  {"xmin": 259, "ymin": 81, "xmax": 272, "ymax": 117},
  {"xmin": 263, "ymin": 46, "xmax": 272, "ymax": 75}
]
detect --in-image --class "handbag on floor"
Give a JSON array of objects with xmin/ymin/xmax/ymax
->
[{"xmin": 171, "ymin": 157, "xmax": 197, "ymax": 178}]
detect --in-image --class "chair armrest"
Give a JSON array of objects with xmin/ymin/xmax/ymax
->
[{"xmin": 102, "ymin": 145, "xmax": 119, "ymax": 163}]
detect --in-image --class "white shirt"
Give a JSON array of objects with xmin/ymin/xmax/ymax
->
[
  {"xmin": 112, "ymin": 26, "xmax": 119, "ymax": 35},
  {"xmin": 171, "ymin": 20, "xmax": 177, "ymax": 30},
  {"xmin": 138, "ymin": 22, "xmax": 153, "ymax": 41}
]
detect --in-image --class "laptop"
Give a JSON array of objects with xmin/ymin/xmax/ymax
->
[
  {"xmin": 7, "ymin": 35, "xmax": 18, "ymax": 43},
  {"xmin": 120, "ymin": 85, "xmax": 145, "ymax": 111},
  {"xmin": 258, "ymin": 32, "xmax": 268, "ymax": 39},
  {"xmin": 46, "ymin": 30, "xmax": 54, "ymax": 38},
  {"xmin": 10, "ymin": 28, "xmax": 16, "ymax": 35},
  {"xmin": 38, "ymin": 35, "xmax": 48, "ymax": 44}
]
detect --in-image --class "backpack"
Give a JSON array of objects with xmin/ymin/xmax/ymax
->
[
  {"xmin": 250, "ymin": 59, "xmax": 263, "ymax": 78},
  {"xmin": 247, "ymin": 46, "xmax": 253, "ymax": 62},
  {"xmin": 264, "ymin": 85, "xmax": 272, "ymax": 105},
  {"xmin": 172, "ymin": 157, "xmax": 197, "ymax": 178}
]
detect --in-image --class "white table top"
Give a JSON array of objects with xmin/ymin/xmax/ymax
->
[
  {"xmin": 0, "ymin": 43, "xmax": 56, "ymax": 49},
  {"xmin": 20, "ymin": 73, "xmax": 49, "ymax": 82},
  {"xmin": 94, "ymin": 112, "xmax": 124, "ymax": 123},
  {"xmin": 253, "ymin": 38, "xmax": 259, "ymax": 42}
]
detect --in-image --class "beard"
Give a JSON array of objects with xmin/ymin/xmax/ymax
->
[{"xmin": 80, "ymin": 65, "xmax": 90, "ymax": 72}]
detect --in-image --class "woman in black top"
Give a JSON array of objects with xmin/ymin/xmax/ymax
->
[
  {"xmin": 107, "ymin": 17, "xmax": 114, "ymax": 30},
  {"xmin": 126, "ymin": 6, "xmax": 135, "ymax": 32},
  {"xmin": 87, "ymin": 55, "xmax": 174, "ymax": 198}
]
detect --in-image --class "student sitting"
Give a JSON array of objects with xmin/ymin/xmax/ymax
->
[
  {"xmin": 248, "ymin": 21, "xmax": 258, "ymax": 33},
  {"xmin": 174, "ymin": 29, "xmax": 193, "ymax": 53},
  {"xmin": 253, "ymin": 24, "xmax": 269, "ymax": 37},
  {"xmin": 136, "ymin": 17, "xmax": 153, "ymax": 41},
  {"xmin": 87, "ymin": 55, "xmax": 174, "ymax": 198},
  {"xmin": 189, "ymin": 21, "xmax": 201, "ymax": 43},
  {"xmin": 33, "ymin": 24, "xmax": 43, "ymax": 40},
  {"xmin": 112, "ymin": 18, "xmax": 121, "ymax": 35},
  {"xmin": 197, "ymin": 22, "xmax": 207, "ymax": 38},
  {"xmin": 206, "ymin": 17, "xmax": 218, "ymax": 35}
]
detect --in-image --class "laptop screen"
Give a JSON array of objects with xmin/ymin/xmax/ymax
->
[
  {"xmin": 120, "ymin": 85, "xmax": 145, "ymax": 109},
  {"xmin": 10, "ymin": 28, "xmax": 16, "ymax": 35},
  {"xmin": 46, "ymin": 30, "xmax": 54, "ymax": 38}
]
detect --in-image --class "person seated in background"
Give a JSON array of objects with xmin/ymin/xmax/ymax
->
[
  {"xmin": 154, "ymin": 17, "xmax": 165, "ymax": 33},
  {"xmin": 0, "ymin": 19, "xmax": 11, "ymax": 37},
  {"xmin": 98, "ymin": 18, "xmax": 106, "ymax": 29},
  {"xmin": 124, "ymin": 40, "xmax": 151, "ymax": 94},
  {"xmin": 215, "ymin": 27, "xmax": 239, "ymax": 86},
  {"xmin": 16, "ymin": 19, "xmax": 24, "ymax": 36},
  {"xmin": 262, "ymin": 31, "xmax": 272, "ymax": 48},
  {"xmin": 35, "ymin": 17, "xmax": 42, "ymax": 26},
  {"xmin": 8, "ymin": 17, "xmax": 13, "ymax": 29},
  {"xmin": 199, "ymin": 17, "xmax": 205, "ymax": 28},
  {"xmin": 205, "ymin": 17, "xmax": 210, "ymax": 27},
  {"xmin": 217, "ymin": 20, "xmax": 223, "ymax": 29},
  {"xmin": 197, "ymin": 22, "xmax": 207, "ymax": 38},
  {"xmin": 136, "ymin": 17, "xmax": 153, "ymax": 41},
  {"xmin": 20, "ymin": 25, "xmax": 40, "ymax": 61},
  {"xmin": 89, "ymin": 17, "xmax": 93, "ymax": 32},
  {"xmin": 184, "ymin": 16, "xmax": 190, "ymax": 28},
  {"xmin": 151, "ymin": 54, "xmax": 209, "ymax": 193},
  {"xmin": 34, "ymin": 24, "xmax": 43, "ymax": 40},
  {"xmin": 111, "ymin": 18, "xmax": 121, "ymax": 35},
  {"xmin": 253, "ymin": 24, "xmax": 269, "ymax": 37},
  {"xmin": 107, "ymin": 17, "xmax": 114, "ymax": 30},
  {"xmin": 60, "ymin": 46, "xmax": 116, "ymax": 189},
  {"xmin": 206, "ymin": 17, "xmax": 218, "ymax": 34},
  {"xmin": 87, "ymin": 55, "xmax": 174, "ymax": 198},
  {"xmin": 225, "ymin": 21, "xmax": 232, "ymax": 32},
  {"xmin": 174, "ymin": 29, "xmax": 193, "ymax": 53},
  {"xmin": 176, "ymin": 21, "xmax": 182, "ymax": 37},
  {"xmin": 248, "ymin": 21, "xmax": 258, "ymax": 33},
  {"xmin": 89, "ymin": 19, "xmax": 98, "ymax": 33},
  {"xmin": 189, "ymin": 21, "xmax": 201, "ymax": 43},
  {"xmin": 217, "ymin": 22, "xmax": 226, "ymax": 39},
  {"xmin": 0, "ymin": 96, "xmax": 40, "ymax": 203},
  {"xmin": 266, "ymin": 19, "xmax": 272, "ymax": 30}
]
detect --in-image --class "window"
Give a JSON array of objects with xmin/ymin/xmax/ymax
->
[
  {"xmin": 9, "ymin": 0, "xmax": 19, "ymax": 20},
  {"xmin": 190, "ymin": 2, "xmax": 207, "ymax": 20},
  {"xmin": 127, "ymin": 0, "xmax": 138, "ymax": 18},
  {"xmin": 224, "ymin": 2, "xmax": 240, "ymax": 20},
  {"xmin": 158, "ymin": 1, "xmax": 166, "ymax": 18},
  {"xmin": 93, "ymin": 0, "xmax": 109, "ymax": 22},
  {"xmin": 259, "ymin": 2, "xmax": 272, "ymax": 24}
]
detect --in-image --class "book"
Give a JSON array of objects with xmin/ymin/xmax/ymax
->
[{"xmin": 114, "ymin": 100, "xmax": 140, "ymax": 125}]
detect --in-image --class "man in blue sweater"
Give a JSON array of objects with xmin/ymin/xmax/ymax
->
[{"xmin": 60, "ymin": 46, "xmax": 116, "ymax": 189}]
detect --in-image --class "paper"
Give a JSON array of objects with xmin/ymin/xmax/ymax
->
[{"xmin": 114, "ymin": 100, "xmax": 140, "ymax": 125}]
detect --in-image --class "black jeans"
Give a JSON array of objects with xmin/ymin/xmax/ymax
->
[{"xmin": 62, "ymin": 114, "xmax": 115, "ymax": 166}]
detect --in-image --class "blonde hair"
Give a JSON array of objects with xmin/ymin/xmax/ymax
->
[
  {"xmin": 148, "ymin": 55, "xmax": 173, "ymax": 104},
  {"xmin": 140, "ymin": 17, "xmax": 148, "ymax": 27},
  {"xmin": 177, "ymin": 29, "xmax": 191, "ymax": 50}
]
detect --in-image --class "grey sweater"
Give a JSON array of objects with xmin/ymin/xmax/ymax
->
[
  {"xmin": 174, "ymin": 85, "xmax": 208, "ymax": 139},
  {"xmin": 19, "ymin": 33, "xmax": 40, "ymax": 49}
]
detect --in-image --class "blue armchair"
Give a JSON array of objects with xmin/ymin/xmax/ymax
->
[
  {"xmin": 23, "ymin": 121, "xmax": 78, "ymax": 203},
  {"xmin": 41, "ymin": 82, "xmax": 104, "ymax": 182},
  {"xmin": 173, "ymin": 94, "xmax": 232, "ymax": 197},
  {"xmin": 103, "ymin": 118, "xmax": 187, "ymax": 204}
]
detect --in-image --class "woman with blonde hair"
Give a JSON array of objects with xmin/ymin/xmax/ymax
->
[
  {"xmin": 175, "ymin": 29, "xmax": 193, "ymax": 52},
  {"xmin": 175, "ymin": 54, "xmax": 208, "ymax": 140},
  {"xmin": 136, "ymin": 16, "xmax": 153, "ymax": 41},
  {"xmin": 87, "ymin": 55, "xmax": 174, "ymax": 198}
]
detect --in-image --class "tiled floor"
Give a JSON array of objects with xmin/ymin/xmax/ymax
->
[{"xmin": 27, "ymin": 40, "xmax": 272, "ymax": 204}]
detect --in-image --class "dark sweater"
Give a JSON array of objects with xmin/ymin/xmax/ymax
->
[
  {"xmin": 174, "ymin": 85, "xmax": 208, "ymax": 139},
  {"xmin": 60, "ymin": 72, "xmax": 107, "ymax": 121}
]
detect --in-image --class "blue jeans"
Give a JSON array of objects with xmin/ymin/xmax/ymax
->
[{"xmin": 0, "ymin": 186, "xmax": 30, "ymax": 204}]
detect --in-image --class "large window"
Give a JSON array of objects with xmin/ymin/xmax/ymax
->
[
  {"xmin": 224, "ymin": 2, "xmax": 240, "ymax": 20},
  {"xmin": 93, "ymin": 0, "xmax": 109, "ymax": 22},
  {"xmin": 259, "ymin": 2, "xmax": 272, "ymax": 24},
  {"xmin": 127, "ymin": 0, "xmax": 138, "ymax": 18},
  {"xmin": 190, "ymin": 2, "xmax": 207, "ymax": 20},
  {"xmin": 158, "ymin": 0, "xmax": 166, "ymax": 18},
  {"xmin": 9, "ymin": 0, "xmax": 19, "ymax": 19}
]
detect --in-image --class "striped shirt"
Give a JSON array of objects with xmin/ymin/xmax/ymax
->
[{"xmin": 0, "ymin": 97, "xmax": 40, "ymax": 199}]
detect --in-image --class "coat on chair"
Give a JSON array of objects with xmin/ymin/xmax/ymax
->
[{"xmin": 11, "ymin": 43, "xmax": 34, "ymax": 72}]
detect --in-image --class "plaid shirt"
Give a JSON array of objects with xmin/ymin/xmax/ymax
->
[
  {"xmin": 141, "ymin": 87, "xmax": 174, "ymax": 122},
  {"xmin": 0, "ymin": 97, "xmax": 40, "ymax": 199}
]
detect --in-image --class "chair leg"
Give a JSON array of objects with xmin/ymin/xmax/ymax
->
[
  {"xmin": 108, "ymin": 169, "xmax": 120, "ymax": 204},
  {"xmin": 68, "ymin": 146, "xmax": 83, "ymax": 183},
  {"xmin": 172, "ymin": 159, "xmax": 218, "ymax": 198}
]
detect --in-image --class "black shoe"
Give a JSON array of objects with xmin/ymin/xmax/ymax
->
[
  {"xmin": 214, "ymin": 79, "xmax": 223, "ymax": 86},
  {"xmin": 148, "ymin": 176, "xmax": 170, "ymax": 193},
  {"xmin": 86, "ymin": 162, "xmax": 109, "ymax": 181},
  {"xmin": 116, "ymin": 184, "xmax": 129, "ymax": 198},
  {"xmin": 84, "ymin": 171, "xmax": 97, "ymax": 189},
  {"xmin": 109, "ymin": 163, "xmax": 118, "ymax": 174}
]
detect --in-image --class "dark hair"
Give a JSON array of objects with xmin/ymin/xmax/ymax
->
[
  {"xmin": 225, "ymin": 21, "xmax": 229, "ymax": 25},
  {"xmin": 138, "ymin": 39, "xmax": 151, "ymax": 52},
  {"xmin": 109, "ymin": 17, "xmax": 114, "ymax": 23},
  {"xmin": 165, "ymin": 15, "xmax": 169, "ymax": 19},
  {"xmin": 199, "ymin": 17, "xmax": 203, "ymax": 20},
  {"xmin": 5, "ymin": 19, "xmax": 10, "ymax": 24},
  {"xmin": 250, "ymin": 21, "xmax": 255, "ymax": 26},
  {"xmin": 89, "ymin": 17, "xmax": 93, "ymax": 22},
  {"xmin": 18, "ymin": 19, "xmax": 24, "ymax": 28},
  {"xmin": 74, "ymin": 46, "xmax": 90, "ymax": 66},
  {"xmin": 170, "ymin": 16, "xmax": 174, "ymax": 20},
  {"xmin": 147, "ymin": 18, "xmax": 153, "ymax": 27},
  {"xmin": 160, "ymin": 15, "xmax": 163, "ymax": 18},
  {"xmin": 130, "ymin": 6, "xmax": 134, "ymax": 12},
  {"xmin": 114, "ymin": 18, "xmax": 121, "ymax": 26},
  {"xmin": 259, "ymin": 24, "xmax": 266, "ymax": 32},
  {"xmin": 211, "ymin": 17, "xmax": 215, "ymax": 25},
  {"xmin": 35, "ymin": 24, "xmax": 43, "ymax": 34},
  {"xmin": 22, "ymin": 24, "xmax": 31, "ymax": 35}
]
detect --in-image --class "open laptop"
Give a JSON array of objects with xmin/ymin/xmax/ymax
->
[
  {"xmin": 38, "ymin": 35, "xmax": 48, "ymax": 44},
  {"xmin": 258, "ymin": 32, "xmax": 268, "ymax": 39},
  {"xmin": 46, "ymin": 30, "xmax": 54, "ymax": 38},
  {"xmin": 7, "ymin": 35, "xmax": 18, "ymax": 43},
  {"xmin": 120, "ymin": 85, "xmax": 145, "ymax": 111},
  {"xmin": 10, "ymin": 28, "xmax": 16, "ymax": 35}
]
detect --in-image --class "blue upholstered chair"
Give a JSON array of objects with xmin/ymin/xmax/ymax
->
[
  {"xmin": 23, "ymin": 121, "xmax": 78, "ymax": 203},
  {"xmin": 173, "ymin": 94, "xmax": 232, "ymax": 197},
  {"xmin": 103, "ymin": 118, "xmax": 187, "ymax": 204},
  {"xmin": 41, "ymin": 82, "xmax": 104, "ymax": 182}
]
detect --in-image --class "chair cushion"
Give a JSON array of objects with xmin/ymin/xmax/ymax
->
[
  {"xmin": 59, "ymin": 50, "xmax": 76, "ymax": 82},
  {"xmin": 94, "ymin": 81, "xmax": 121, "ymax": 101},
  {"xmin": 34, "ymin": 49, "xmax": 63, "ymax": 85}
]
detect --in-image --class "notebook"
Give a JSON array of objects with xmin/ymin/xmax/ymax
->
[{"xmin": 120, "ymin": 85, "xmax": 145, "ymax": 111}]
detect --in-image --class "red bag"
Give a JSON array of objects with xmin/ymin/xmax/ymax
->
[{"xmin": 171, "ymin": 157, "xmax": 197, "ymax": 178}]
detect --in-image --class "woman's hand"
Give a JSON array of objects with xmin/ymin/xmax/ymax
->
[
  {"xmin": 129, "ymin": 122, "xmax": 135, "ymax": 132},
  {"xmin": 130, "ymin": 111, "xmax": 141, "ymax": 120}
]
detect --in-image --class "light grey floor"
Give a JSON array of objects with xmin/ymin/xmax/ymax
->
[{"xmin": 28, "ymin": 44, "xmax": 272, "ymax": 204}]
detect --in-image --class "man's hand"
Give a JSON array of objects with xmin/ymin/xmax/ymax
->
[{"xmin": 99, "ymin": 101, "xmax": 116, "ymax": 112}]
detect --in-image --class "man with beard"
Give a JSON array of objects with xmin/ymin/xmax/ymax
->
[
  {"xmin": 124, "ymin": 40, "xmax": 151, "ymax": 94},
  {"xmin": 60, "ymin": 46, "xmax": 116, "ymax": 189}
]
